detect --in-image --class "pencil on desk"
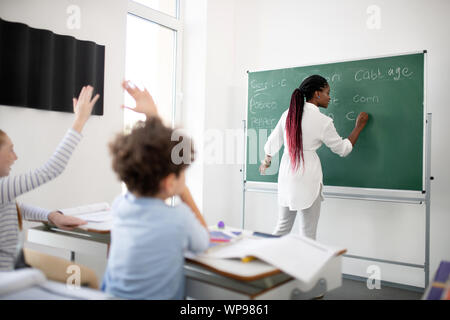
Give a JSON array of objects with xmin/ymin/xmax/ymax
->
[
  {"xmin": 210, "ymin": 238, "xmax": 230, "ymax": 243},
  {"xmin": 241, "ymin": 256, "xmax": 255, "ymax": 263}
]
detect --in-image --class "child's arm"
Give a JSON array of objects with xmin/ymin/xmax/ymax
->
[
  {"xmin": 18, "ymin": 203, "xmax": 87, "ymax": 230},
  {"xmin": 121, "ymin": 80, "xmax": 158, "ymax": 120},
  {"xmin": 179, "ymin": 186, "xmax": 208, "ymax": 230},
  {"xmin": 0, "ymin": 86, "xmax": 98, "ymax": 205},
  {"xmin": 0, "ymin": 130, "xmax": 81, "ymax": 205}
]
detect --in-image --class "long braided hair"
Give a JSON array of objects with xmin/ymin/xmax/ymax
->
[{"xmin": 285, "ymin": 75, "xmax": 329, "ymax": 170}]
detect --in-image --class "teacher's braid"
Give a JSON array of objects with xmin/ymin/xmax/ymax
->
[{"xmin": 285, "ymin": 75, "xmax": 328, "ymax": 170}]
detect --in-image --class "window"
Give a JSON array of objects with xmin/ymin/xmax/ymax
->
[
  {"xmin": 124, "ymin": 0, "xmax": 182, "ymax": 132},
  {"xmin": 132, "ymin": 0, "xmax": 178, "ymax": 18}
]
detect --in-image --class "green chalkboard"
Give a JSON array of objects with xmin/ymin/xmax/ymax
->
[{"xmin": 246, "ymin": 53, "xmax": 425, "ymax": 191}]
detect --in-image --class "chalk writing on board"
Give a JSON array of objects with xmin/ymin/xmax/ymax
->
[
  {"xmin": 324, "ymin": 73, "xmax": 342, "ymax": 83},
  {"xmin": 250, "ymin": 78, "xmax": 288, "ymax": 92},
  {"xmin": 326, "ymin": 112, "xmax": 356, "ymax": 122},
  {"xmin": 302, "ymin": 73, "xmax": 341, "ymax": 84},
  {"xmin": 388, "ymin": 66, "xmax": 412, "ymax": 80},
  {"xmin": 328, "ymin": 97, "xmax": 340, "ymax": 106},
  {"xmin": 354, "ymin": 66, "xmax": 413, "ymax": 82},
  {"xmin": 353, "ymin": 95, "xmax": 380, "ymax": 104},
  {"xmin": 346, "ymin": 111, "xmax": 356, "ymax": 121},
  {"xmin": 249, "ymin": 93, "xmax": 277, "ymax": 114},
  {"xmin": 250, "ymin": 117, "xmax": 278, "ymax": 128}
]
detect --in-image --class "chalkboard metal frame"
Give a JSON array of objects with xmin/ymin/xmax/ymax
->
[{"xmin": 241, "ymin": 51, "xmax": 432, "ymax": 289}]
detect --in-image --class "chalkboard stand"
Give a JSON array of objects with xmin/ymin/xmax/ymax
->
[
  {"xmin": 241, "ymin": 119, "xmax": 247, "ymax": 229},
  {"xmin": 241, "ymin": 113, "xmax": 433, "ymax": 290}
]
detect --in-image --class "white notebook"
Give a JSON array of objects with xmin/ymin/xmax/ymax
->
[{"xmin": 58, "ymin": 202, "xmax": 112, "ymax": 232}]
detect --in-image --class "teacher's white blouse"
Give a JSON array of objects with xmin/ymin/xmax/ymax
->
[{"xmin": 264, "ymin": 102, "xmax": 353, "ymax": 210}]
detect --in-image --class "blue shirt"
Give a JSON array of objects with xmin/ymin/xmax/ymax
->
[{"xmin": 102, "ymin": 192, "xmax": 209, "ymax": 299}]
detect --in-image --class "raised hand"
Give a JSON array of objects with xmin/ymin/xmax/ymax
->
[
  {"xmin": 122, "ymin": 80, "xmax": 158, "ymax": 119},
  {"xmin": 72, "ymin": 85, "xmax": 100, "ymax": 133}
]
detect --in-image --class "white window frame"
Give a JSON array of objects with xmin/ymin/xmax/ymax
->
[{"xmin": 127, "ymin": 0, "xmax": 184, "ymax": 128}]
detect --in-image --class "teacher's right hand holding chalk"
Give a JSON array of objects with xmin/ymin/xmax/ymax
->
[{"xmin": 348, "ymin": 111, "xmax": 369, "ymax": 146}]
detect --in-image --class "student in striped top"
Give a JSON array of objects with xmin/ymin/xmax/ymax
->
[{"xmin": 0, "ymin": 85, "xmax": 100, "ymax": 271}]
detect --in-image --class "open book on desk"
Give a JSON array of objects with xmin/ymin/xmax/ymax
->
[
  {"xmin": 55, "ymin": 202, "xmax": 112, "ymax": 233},
  {"xmin": 195, "ymin": 233, "xmax": 346, "ymax": 285}
]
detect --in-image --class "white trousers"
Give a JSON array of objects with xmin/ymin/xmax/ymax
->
[{"xmin": 273, "ymin": 189, "xmax": 323, "ymax": 240}]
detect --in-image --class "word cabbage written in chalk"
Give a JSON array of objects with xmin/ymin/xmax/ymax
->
[{"xmin": 354, "ymin": 66, "xmax": 413, "ymax": 81}]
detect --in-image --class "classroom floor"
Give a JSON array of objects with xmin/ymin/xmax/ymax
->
[{"xmin": 322, "ymin": 278, "xmax": 423, "ymax": 300}]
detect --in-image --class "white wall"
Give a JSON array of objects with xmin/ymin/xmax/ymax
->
[
  {"xmin": 183, "ymin": 0, "xmax": 242, "ymax": 225},
  {"xmin": 196, "ymin": 0, "xmax": 450, "ymax": 288},
  {"xmin": 203, "ymin": 0, "xmax": 244, "ymax": 228},
  {"xmin": 182, "ymin": 0, "xmax": 207, "ymax": 212},
  {"xmin": 0, "ymin": 0, "xmax": 127, "ymax": 277}
]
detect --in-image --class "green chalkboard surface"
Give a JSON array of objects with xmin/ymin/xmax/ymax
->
[{"xmin": 246, "ymin": 53, "xmax": 425, "ymax": 191}]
